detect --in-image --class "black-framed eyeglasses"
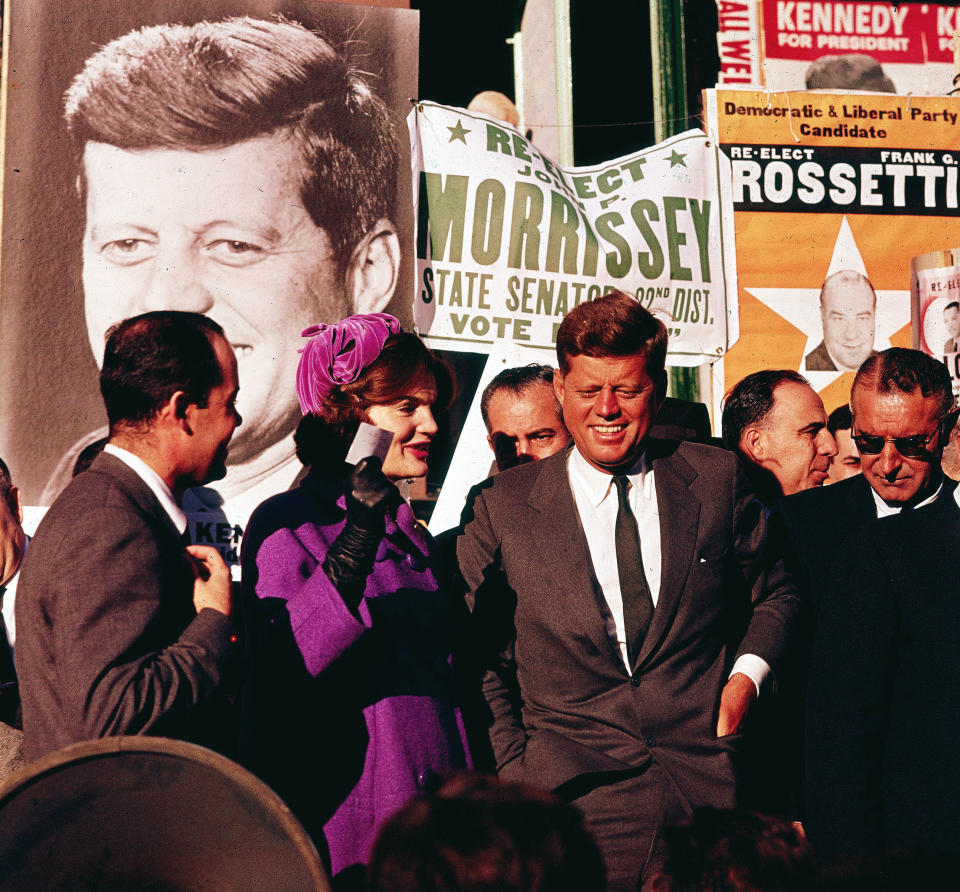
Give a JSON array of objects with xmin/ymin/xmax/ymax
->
[{"xmin": 851, "ymin": 426, "xmax": 940, "ymax": 458}]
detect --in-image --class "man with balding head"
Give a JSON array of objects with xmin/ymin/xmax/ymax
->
[
  {"xmin": 722, "ymin": 370, "xmax": 837, "ymax": 504},
  {"xmin": 481, "ymin": 364, "xmax": 570, "ymax": 472},
  {"xmin": 804, "ymin": 270, "xmax": 877, "ymax": 372},
  {"xmin": 467, "ymin": 90, "xmax": 521, "ymax": 128}
]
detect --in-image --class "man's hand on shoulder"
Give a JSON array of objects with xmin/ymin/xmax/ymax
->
[
  {"xmin": 716, "ymin": 672, "xmax": 757, "ymax": 736},
  {"xmin": 186, "ymin": 545, "xmax": 232, "ymax": 618}
]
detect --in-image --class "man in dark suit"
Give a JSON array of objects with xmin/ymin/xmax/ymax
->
[
  {"xmin": 722, "ymin": 369, "xmax": 836, "ymax": 504},
  {"xmin": 773, "ymin": 349, "xmax": 956, "ymax": 856},
  {"xmin": 805, "ymin": 490, "xmax": 960, "ymax": 861},
  {"xmin": 457, "ymin": 292, "xmax": 798, "ymax": 890},
  {"xmin": 16, "ymin": 311, "xmax": 240, "ymax": 762},
  {"xmin": 0, "ymin": 457, "xmax": 25, "ymax": 777}
]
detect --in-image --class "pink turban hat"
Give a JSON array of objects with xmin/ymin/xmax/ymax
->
[{"xmin": 296, "ymin": 313, "xmax": 402, "ymax": 415}]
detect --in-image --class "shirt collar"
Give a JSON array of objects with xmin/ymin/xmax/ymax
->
[
  {"xmin": 103, "ymin": 444, "xmax": 187, "ymax": 534},
  {"xmin": 568, "ymin": 446, "xmax": 649, "ymax": 508},
  {"xmin": 872, "ymin": 477, "xmax": 943, "ymax": 518}
]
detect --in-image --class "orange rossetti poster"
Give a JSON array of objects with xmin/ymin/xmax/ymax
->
[{"xmin": 706, "ymin": 88, "xmax": 960, "ymax": 413}]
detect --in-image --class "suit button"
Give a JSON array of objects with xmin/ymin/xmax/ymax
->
[
  {"xmin": 645, "ymin": 735, "xmax": 657, "ymax": 747},
  {"xmin": 417, "ymin": 769, "xmax": 440, "ymax": 792},
  {"xmin": 630, "ymin": 674, "xmax": 641, "ymax": 688}
]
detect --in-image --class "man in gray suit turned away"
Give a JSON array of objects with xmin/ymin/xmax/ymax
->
[
  {"xmin": 16, "ymin": 311, "xmax": 240, "ymax": 762},
  {"xmin": 456, "ymin": 291, "xmax": 798, "ymax": 891}
]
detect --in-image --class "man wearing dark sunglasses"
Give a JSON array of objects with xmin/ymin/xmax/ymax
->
[
  {"xmin": 776, "ymin": 348, "xmax": 955, "ymax": 611},
  {"xmin": 848, "ymin": 355, "xmax": 955, "ymax": 511},
  {"xmin": 803, "ymin": 350, "xmax": 960, "ymax": 863},
  {"xmin": 769, "ymin": 348, "xmax": 956, "ymax": 829}
]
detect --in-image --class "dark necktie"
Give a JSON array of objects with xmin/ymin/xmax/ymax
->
[{"xmin": 613, "ymin": 475, "xmax": 654, "ymax": 666}]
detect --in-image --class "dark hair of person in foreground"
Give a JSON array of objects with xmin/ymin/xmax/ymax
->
[
  {"xmin": 366, "ymin": 773, "xmax": 606, "ymax": 891},
  {"xmin": 651, "ymin": 807, "xmax": 815, "ymax": 892}
]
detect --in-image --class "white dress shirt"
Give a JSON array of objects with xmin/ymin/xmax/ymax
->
[
  {"xmin": 567, "ymin": 447, "xmax": 769, "ymax": 693},
  {"xmin": 103, "ymin": 444, "xmax": 187, "ymax": 535},
  {"xmin": 0, "ymin": 537, "xmax": 27, "ymax": 653},
  {"xmin": 872, "ymin": 478, "xmax": 943, "ymax": 518}
]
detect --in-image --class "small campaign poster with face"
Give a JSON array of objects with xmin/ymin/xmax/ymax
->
[
  {"xmin": 911, "ymin": 248, "xmax": 960, "ymax": 396},
  {"xmin": 705, "ymin": 88, "xmax": 960, "ymax": 415},
  {"xmin": 0, "ymin": 0, "xmax": 418, "ymax": 570}
]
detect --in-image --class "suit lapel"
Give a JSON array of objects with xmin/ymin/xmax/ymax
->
[
  {"xmin": 636, "ymin": 443, "xmax": 700, "ymax": 669},
  {"xmin": 527, "ymin": 452, "xmax": 626, "ymax": 668},
  {"xmin": 851, "ymin": 473, "xmax": 878, "ymax": 524},
  {"xmin": 90, "ymin": 452, "xmax": 184, "ymax": 544}
]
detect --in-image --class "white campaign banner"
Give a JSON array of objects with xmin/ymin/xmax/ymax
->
[
  {"xmin": 409, "ymin": 103, "xmax": 740, "ymax": 533},
  {"xmin": 408, "ymin": 102, "xmax": 740, "ymax": 368}
]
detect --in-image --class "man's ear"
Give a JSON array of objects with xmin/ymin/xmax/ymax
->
[
  {"xmin": 553, "ymin": 369, "xmax": 565, "ymax": 406},
  {"xmin": 165, "ymin": 391, "xmax": 193, "ymax": 434},
  {"xmin": 942, "ymin": 407, "xmax": 960, "ymax": 448},
  {"xmin": 740, "ymin": 427, "xmax": 766, "ymax": 464},
  {"xmin": 6, "ymin": 485, "xmax": 22, "ymax": 525},
  {"xmin": 346, "ymin": 218, "xmax": 401, "ymax": 315}
]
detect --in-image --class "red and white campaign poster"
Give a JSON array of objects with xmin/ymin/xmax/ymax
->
[
  {"xmin": 717, "ymin": 1, "xmax": 958, "ymax": 94},
  {"xmin": 717, "ymin": 0, "xmax": 764, "ymax": 87}
]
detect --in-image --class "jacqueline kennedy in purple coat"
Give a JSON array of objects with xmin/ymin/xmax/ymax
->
[{"xmin": 240, "ymin": 316, "xmax": 469, "ymax": 889}]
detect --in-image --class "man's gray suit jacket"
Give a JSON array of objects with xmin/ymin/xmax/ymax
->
[
  {"xmin": 16, "ymin": 452, "xmax": 236, "ymax": 762},
  {"xmin": 456, "ymin": 439, "xmax": 798, "ymax": 805}
]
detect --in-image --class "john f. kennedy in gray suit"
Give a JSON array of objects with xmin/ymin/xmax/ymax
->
[{"xmin": 456, "ymin": 292, "xmax": 798, "ymax": 891}]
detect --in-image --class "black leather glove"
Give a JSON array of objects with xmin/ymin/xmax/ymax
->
[
  {"xmin": 344, "ymin": 456, "xmax": 396, "ymax": 530},
  {"xmin": 322, "ymin": 457, "xmax": 396, "ymax": 612}
]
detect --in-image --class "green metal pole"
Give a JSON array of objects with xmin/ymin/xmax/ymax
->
[
  {"xmin": 650, "ymin": 0, "xmax": 699, "ymax": 404},
  {"xmin": 649, "ymin": 0, "xmax": 688, "ymax": 144}
]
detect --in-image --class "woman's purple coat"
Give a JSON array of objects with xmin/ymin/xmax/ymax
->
[{"xmin": 240, "ymin": 469, "xmax": 469, "ymax": 881}]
